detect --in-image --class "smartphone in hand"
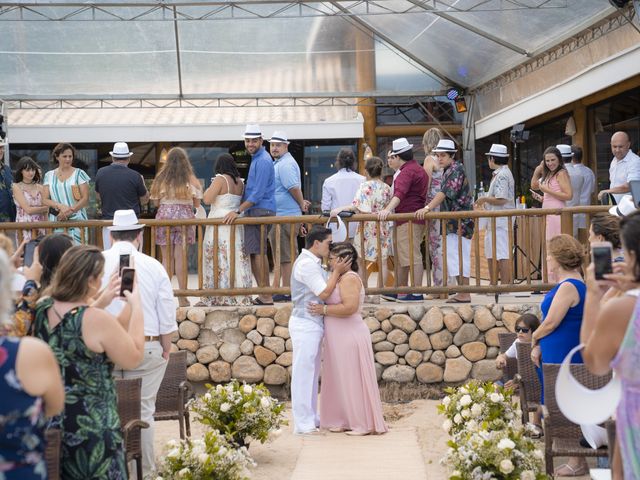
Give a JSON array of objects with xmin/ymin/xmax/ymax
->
[
  {"xmin": 591, "ymin": 241, "xmax": 613, "ymax": 280},
  {"xmin": 23, "ymin": 239, "xmax": 40, "ymax": 267},
  {"xmin": 119, "ymin": 268, "xmax": 135, "ymax": 297},
  {"xmin": 119, "ymin": 254, "xmax": 130, "ymax": 276}
]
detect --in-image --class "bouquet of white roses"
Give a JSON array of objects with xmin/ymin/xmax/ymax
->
[
  {"xmin": 442, "ymin": 425, "xmax": 548, "ymax": 480},
  {"xmin": 190, "ymin": 380, "xmax": 286, "ymax": 447},
  {"xmin": 155, "ymin": 430, "xmax": 254, "ymax": 480},
  {"xmin": 438, "ymin": 380, "xmax": 520, "ymax": 437}
]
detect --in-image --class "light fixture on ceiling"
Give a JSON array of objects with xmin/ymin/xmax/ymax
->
[
  {"xmin": 595, "ymin": 116, "xmax": 604, "ymax": 134},
  {"xmin": 565, "ymin": 116, "xmax": 577, "ymax": 136},
  {"xmin": 446, "ymin": 87, "xmax": 468, "ymax": 114}
]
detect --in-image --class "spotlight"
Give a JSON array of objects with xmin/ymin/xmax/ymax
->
[
  {"xmin": 454, "ymin": 97, "xmax": 467, "ymax": 113},
  {"xmin": 446, "ymin": 87, "xmax": 462, "ymax": 101}
]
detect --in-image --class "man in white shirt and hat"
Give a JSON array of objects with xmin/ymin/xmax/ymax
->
[
  {"xmin": 597, "ymin": 131, "xmax": 640, "ymax": 204},
  {"xmin": 288, "ymin": 226, "xmax": 350, "ymax": 434},
  {"xmin": 569, "ymin": 145, "xmax": 595, "ymax": 238},
  {"xmin": 101, "ymin": 209, "xmax": 177, "ymax": 478},
  {"xmin": 557, "ymin": 144, "xmax": 584, "ymax": 237}
]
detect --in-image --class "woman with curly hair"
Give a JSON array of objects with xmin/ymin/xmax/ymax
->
[{"xmin": 149, "ymin": 147, "xmax": 202, "ymax": 306}]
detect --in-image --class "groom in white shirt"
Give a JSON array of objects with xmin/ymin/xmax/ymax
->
[{"xmin": 289, "ymin": 226, "xmax": 350, "ymax": 434}]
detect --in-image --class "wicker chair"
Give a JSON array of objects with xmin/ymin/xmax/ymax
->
[
  {"xmin": 541, "ymin": 363, "xmax": 611, "ymax": 476},
  {"xmin": 154, "ymin": 350, "xmax": 193, "ymax": 439},
  {"xmin": 44, "ymin": 428, "xmax": 61, "ymax": 480},
  {"xmin": 115, "ymin": 377, "xmax": 149, "ymax": 480},
  {"xmin": 514, "ymin": 342, "xmax": 542, "ymax": 426},
  {"xmin": 498, "ymin": 332, "xmax": 518, "ymax": 385}
]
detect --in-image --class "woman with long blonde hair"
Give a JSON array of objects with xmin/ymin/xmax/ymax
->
[{"xmin": 150, "ymin": 147, "xmax": 202, "ymax": 306}]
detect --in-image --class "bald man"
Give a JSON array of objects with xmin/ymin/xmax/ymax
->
[{"xmin": 598, "ymin": 131, "xmax": 640, "ymax": 204}]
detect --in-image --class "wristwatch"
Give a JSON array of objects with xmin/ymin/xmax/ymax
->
[{"xmin": 235, "ymin": 209, "xmax": 242, "ymax": 215}]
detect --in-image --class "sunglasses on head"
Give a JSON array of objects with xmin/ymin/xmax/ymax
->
[{"xmin": 515, "ymin": 326, "xmax": 530, "ymax": 333}]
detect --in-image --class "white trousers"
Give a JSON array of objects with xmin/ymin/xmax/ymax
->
[
  {"xmin": 484, "ymin": 227, "xmax": 509, "ymax": 260},
  {"xmin": 446, "ymin": 233, "xmax": 471, "ymax": 278},
  {"xmin": 114, "ymin": 342, "xmax": 168, "ymax": 479},
  {"xmin": 289, "ymin": 317, "xmax": 324, "ymax": 433}
]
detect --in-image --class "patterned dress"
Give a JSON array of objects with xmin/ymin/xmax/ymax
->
[
  {"xmin": 152, "ymin": 184, "xmax": 201, "ymax": 246},
  {"xmin": 425, "ymin": 163, "xmax": 443, "ymax": 286},
  {"xmin": 351, "ymin": 180, "xmax": 393, "ymax": 261},
  {"xmin": 15, "ymin": 185, "xmax": 46, "ymax": 242},
  {"xmin": 440, "ymin": 161, "xmax": 475, "ymax": 239},
  {"xmin": 32, "ymin": 299, "xmax": 127, "ymax": 480},
  {"xmin": 0, "ymin": 280, "xmax": 39, "ymax": 337},
  {"xmin": 0, "ymin": 337, "xmax": 47, "ymax": 479},
  {"xmin": 43, "ymin": 168, "xmax": 90, "ymax": 244}
]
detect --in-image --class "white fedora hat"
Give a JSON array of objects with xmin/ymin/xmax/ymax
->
[
  {"xmin": 110, "ymin": 142, "xmax": 133, "ymax": 159},
  {"xmin": 0, "ymin": 137, "xmax": 8, "ymax": 147},
  {"xmin": 556, "ymin": 144, "xmax": 574, "ymax": 158},
  {"xmin": 486, "ymin": 144, "xmax": 509, "ymax": 157},
  {"xmin": 243, "ymin": 124, "xmax": 262, "ymax": 139},
  {"xmin": 108, "ymin": 209, "xmax": 145, "ymax": 231},
  {"xmin": 269, "ymin": 131, "xmax": 289, "ymax": 144},
  {"xmin": 610, "ymin": 194, "xmax": 637, "ymax": 217},
  {"xmin": 432, "ymin": 139, "xmax": 457, "ymax": 153},
  {"xmin": 390, "ymin": 138, "xmax": 413, "ymax": 155}
]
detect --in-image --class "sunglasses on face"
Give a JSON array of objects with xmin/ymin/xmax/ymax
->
[{"xmin": 515, "ymin": 326, "xmax": 530, "ymax": 333}]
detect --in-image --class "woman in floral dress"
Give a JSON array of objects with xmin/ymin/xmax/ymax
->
[
  {"xmin": 31, "ymin": 245, "xmax": 145, "ymax": 480},
  {"xmin": 150, "ymin": 147, "xmax": 202, "ymax": 307},
  {"xmin": 200, "ymin": 153, "xmax": 252, "ymax": 306},
  {"xmin": 12, "ymin": 156, "xmax": 48, "ymax": 242},
  {"xmin": 330, "ymin": 157, "xmax": 392, "ymax": 285},
  {"xmin": 422, "ymin": 128, "xmax": 444, "ymax": 295}
]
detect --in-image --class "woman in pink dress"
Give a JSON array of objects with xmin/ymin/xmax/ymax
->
[
  {"xmin": 308, "ymin": 242, "xmax": 387, "ymax": 435},
  {"xmin": 12, "ymin": 157, "xmax": 48, "ymax": 242}
]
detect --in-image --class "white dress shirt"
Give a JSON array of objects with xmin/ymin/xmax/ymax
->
[
  {"xmin": 609, "ymin": 150, "xmax": 640, "ymax": 204},
  {"xmin": 101, "ymin": 241, "xmax": 177, "ymax": 337},
  {"xmin": 321, "ymin": 168, "xmax": 365, "ymax": 238},
  {"xmin": 291, "ymin": 249, "xmax": 328, "ymax": 328},
  {"xmin": 570, "ymin": 163, "xmax": 596, "ymax": 230},
  {"xmin": 565, "ymin": 164, "xmax": 584, "ymax": 208}
]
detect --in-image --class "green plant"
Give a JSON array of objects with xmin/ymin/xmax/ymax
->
[{"xmin": 190, "ymin": 381, "xmax": 286, "ymax": 446}]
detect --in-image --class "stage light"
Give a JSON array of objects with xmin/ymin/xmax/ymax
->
[
  {"xmin": 446, "ymin": 88, "xmax": 461, "ymax": 101},
  {"xmin": 454, "ymin": 97, "xmax": 467, "ymax": 113}
]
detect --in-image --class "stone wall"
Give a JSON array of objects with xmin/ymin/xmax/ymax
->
[{"xmin": 174, "ymin": 303, "xmax": 541, "ymax": 386}]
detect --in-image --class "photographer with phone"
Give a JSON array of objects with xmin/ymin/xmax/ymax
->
[{"xmin": 99, "ymin": 209, "xmax": 176, "ymax": 477}]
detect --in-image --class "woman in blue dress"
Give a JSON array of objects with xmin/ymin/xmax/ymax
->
[{"xmin": 530, "ymin": 233, "xmax": 588, "ymax": 477}]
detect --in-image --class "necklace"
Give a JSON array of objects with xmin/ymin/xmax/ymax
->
[{"xmin": 22, "ymin": 180, "xmax": 35, "ymax": 185}]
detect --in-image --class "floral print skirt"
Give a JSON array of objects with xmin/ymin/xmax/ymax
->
[{"xmin": 155, "ymin": 204, "xmax": 196, "ymax": 246}]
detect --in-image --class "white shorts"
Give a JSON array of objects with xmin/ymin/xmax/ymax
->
[
  {"xmin": 446, "ymin": 233, "xmax": 471, "ymax": 278},
  {"xmin": 484, "ymin": 227, "xmax": 510, "ymax": 260}
]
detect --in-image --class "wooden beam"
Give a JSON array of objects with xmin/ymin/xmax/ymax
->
[{"xmin": 375, "ymin": 124, "xmax": 462, "ymax": 137}]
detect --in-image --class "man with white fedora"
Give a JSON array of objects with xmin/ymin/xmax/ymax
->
[
  {"xmin": 95, "ymin": 142, "xmax": 149, "ymax": 249},
  {"xmin": 378, "ymin": 137, "xmax": 428, "ymax": 302},
  {"xmin": 224, "ymin": 124, "xmax": 276, "ymax": 305},
  {"xmin": 557, "ymin": 144, "xmax": 584, "ymax": 237},
  {"xmin": 268, "ymin": 130, "xmax": 310, "ymax": 302},
  {"xmin": 416, "ymin": 139, "xmax": 474, "ymax": 302},
  {"xmin": 474, "ymin": 144, "xmax": 515, "ymax": 286},
  {"xmin": 100, "ymin": 209, "xmax": 176, "ymax": 478},
  {"xmin": 0, "ymin": 137, "xmax": 16, "ymax": 223}
]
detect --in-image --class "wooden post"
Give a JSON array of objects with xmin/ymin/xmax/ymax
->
[{"xmin": 355, "ymin": 26, "xmax": 376, "ymax": 172}]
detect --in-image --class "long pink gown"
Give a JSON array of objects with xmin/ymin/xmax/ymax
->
[
  {"xmin": 542, "ymin": 175, "xmax": 565, "ymax": 240},
  {"xmin": 320, "ymin": 271, "xmax": 388, "ymax": 434}
]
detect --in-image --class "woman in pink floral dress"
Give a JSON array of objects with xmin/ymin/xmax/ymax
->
[
  {"xmin": 330, "ymin": 157, "xmax": 392, "ymax": 285},
  {"xmin": 12, "ymin": 157, "xmax": 48, "ymax": 242}
]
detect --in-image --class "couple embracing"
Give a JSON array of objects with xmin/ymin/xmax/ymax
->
[{"xmin": 289, "ymin": 226, "xmax": 387, "ymax": 436}]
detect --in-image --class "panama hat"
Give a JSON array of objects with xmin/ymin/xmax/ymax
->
[
  {"xmin": 556, "ymin": 144, "xmax": 574, "ymax": 158},
  {"xmin": 609, "ymin": 194, "xmax": 637, "ymax": 217},
  {"xmin": 485, "ymin": 144, "xmax": 509, "ymax": 157},
  {"xmin": 432, "ymin": 139, "xmax": 458, "ymax": 153},
  {"xmin": 0, "ymin": 138, "xmax": 8, "ymax": 147},
  {"xmin": 390, "ymin": 138, "xmax": 413, "ymax": 155},
  {"xmin": 269, "ymin": 131, "xmax": 289, "ymax": 144},
  {"xmin": 109, "ymin": 142, "xmax": 133, "ymax": 158},
  {"xmin": 108, "ymin": 209, "xmax": 145, "ymax": 231},
  {"xmin": 243, "ymin": 124, "xmax": 262, "ymax": 139}
]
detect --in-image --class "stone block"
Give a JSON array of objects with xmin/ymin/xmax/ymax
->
[
  {"xmin": 220, "ymin": 328, "xmax": 245, "ymax": 345},
  {"xmin": 231, "ymin": 356, "xmax": 264, "ymax": 383},
  {"xmin": 374, "ymin": 307, "xmax": 393, "ymax": 321},
  {"xmin": 457, "ymin": 305, "xmax": 474, "ymax": 322},
  {"xmin": 205, "ymin": 310, "xmax": 240, "ymax": 333},
  {"xmin": 398, "ymin": 358, "xmax": 406, "ymax": 365},
  {"xmin": 380, "ymin": 319, "xmax": 393, "ymax": 333},
  {"xmin": 256, "ymin": 317, "xmax": 275, "ymax": 336},
  {"xmin": 387, "ymin": 329, "xmax": 408, "ymax": 345},
  {"xmin": 276, "ymin": 351, "xmax": 293, "ymax": 367},
  {"xmin": 246, "ymin": 330, "xmax": 263, "ymax": 345},
  {"xmin": 408, "ymin": 330, "xmax": 431, "ymax": 351},
  {"xmin": 430, "ymin": 350, "xmax": 445, "ymax": 365},
  {"xmin": 443, "ymin": 357, "xmax": 472, "ymax": 382},
  {"xmin": 176, "ymin": 339, "xmax": 199, "ymax": 352},
  {"xmin": 375, "ymin": 363, "xmax": 383, "ymax": 381},
  {"xmin": 394, "ymin": 344, "xmax": 410, "ymax": 357},
  {"xmin": 491, "ymin": 304, "xmax": 503, "ymax": 320},
  {"xmin": 416, "ymin": 363, "xmax": 444, "ymax": 383},
  {"xmin": 187, "ymin": 363, "xmax": 209, "ymax": 382},
  {"xmin": 429, "ymin": 330, "xmax": 453, "ymax": 350},
  {"xmin": 390, "ymin": 314, "xmax": 417, "ymax": 333},
  {"xmin": 501, "ymin": 311, "xmax": 521, "ymax": 332},
  {"xmin": 264, "ymin": 364, "xmax": 287, "ymax": 385},
  {"xmin": 374, "ymin": 351, "xmax": 398, "ymax": 366},
  {"xmin": 208, "ymin": 361, "xmax": 231, "ymax": 383},
  {"xmin": 195, "ymin": 345, "xmax": 219, "ymax": 364},
  {"xmin": 239, "ymin": 315, "xmax": 257, "ymax": 333},
  {"xmin": 405, "ymin": 350, "xmax": 422, "ymax": 367},
  {"xmin": 443, "ymin": 312, "xmax": 463, "ymax": 332},
  {"xmin": 219, "ymin": 343, "xmax": 241, "ymax": 363},
  {"xmin": 420, "ymin": 307, "xmax": 444, "ymax": 333},
  {"xmin": 364, "ymin": 316, "xmax": 381, "ymax": 333},
  {"xmin": 374, "ymin": 341, "xmax": 395, "ymax": 352},
  {"xmin": 170, "ymin": 331, "xmax": 180, "ymax": 342},
  {"xmin": 486, "ymin": 347, "xmax": 499, "ymax": 359},
  {"xmin": 170, "ymin": 343, "xmax": 179, "ymax": 353},
  {"xmin": 264, "ymin": 336, "xmax": 286, "ymax": 355},
  {"xmin": 473, "ymin": 306, "xmax": 497, "ymax": 332},
  {"xmin": 187, "ymin": 309, "xmax": 206, "ymax": 325},
  {"xmin": 256, "ymin": 306, "xmax": 277, "ymax": 318},
  {"xmin": 461, "ymin": 342, "xmax": 487, "ymax": 362},
  {"xmin": 371, "ymin": 331, "xmax": 387, "ymax": 344},
  {"xmin": 471, "ymin": 359, "xmax": 503, "ymax": 382},
  {"xmin": 382, "ymin": 365, "xmax": 415, "ymax": 383},
  {"xmin": 445, "ymin": 345, "xmax": 461, "ymax": 358},
  {"xmin": 503, "ymin": 304, "xmax": 522, "ymax": 312},
  {"xmin": 254, "ymin": 346, "xmax": 277, "ymax": 367},
  {"xmin": 423, "ymin": 350, "xmax": 433, "ymax": 362},
  {"xmin": 197, "ymin": 329, "xmax": 219, "ymax": 347},
  {"xmin": 485, "ymin": 327, "xmax": 510, "ymax": 347},
  {"xmin": 240, "ymin": 339, "xmax": 254, "ymax": 356},
  {"xmin": 407, "ymin": 305, "xmax": 426, "ymax": 322},
  {"xmin": 285, "ymin": 339, "xmax": 293, "ymax": 351},
  {"xmin": 176, "ymin": 307, "xmax": 188, "ymax": 322},
  {"xmin": 453, "ymin": 324, "xmax": 480, "ymax": 346},
  {"xmin": 179, "ymin": 321, "xmax": 200, "ymax": 340},
  {"xmin": 186, "ymin": 351, "xmax": 197, "ymax": 366},
  {"xmin": 274, "ymin": 306, "xmax": 292, "ymax": 326},
  {"xmin": 273, "ymin": 326, "xmax": 290, "ymax": 339}
]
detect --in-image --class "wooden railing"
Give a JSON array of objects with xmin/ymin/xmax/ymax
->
[{"xmin": 0, "ymin": 205, "xmax": 609, "ymax": 299}]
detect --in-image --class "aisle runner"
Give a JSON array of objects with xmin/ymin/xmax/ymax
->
[{"xmin": 290, "ymin": 426, "xmax": 428, "ymax": 480}]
